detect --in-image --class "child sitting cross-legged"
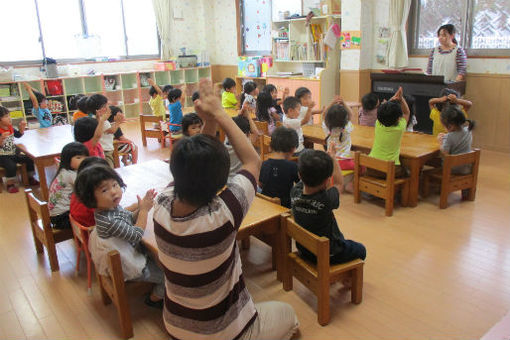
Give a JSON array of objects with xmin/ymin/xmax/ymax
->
[
  {"xmin": 259, "ymin": 127, "xmax": 299, "ymax": 208},
  {"xmin": 291, "ymin": 146, "xmax": 366, "ymax": 265},
  {"xmin": 74, "ymin": 163, "xmax": 165, "ymax": 308},
  {"xmin": 152, "ymin": 79, "xmax": 299, "ymax": 340}
]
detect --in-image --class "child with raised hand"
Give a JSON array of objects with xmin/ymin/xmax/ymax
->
[
  {"xmin": 221, "ymin": 77, "xmax": 238, "ymax": 110},
  {"xmin": 282, "ymin": 96, "xmax": 312, "ymax": 154},
  {"xmin": 48, "ymin": 142, "xmax": 89, "ymax": 229},
  {"xmin": 295, "ymin": 87, "xmax": 324, "ymax": 126},
  {"xmin": 74, "ymin": 164, "xmax": 165, "ymax": 308},
  {"xmin": 259, "ymin": 127, "xmax": 299, "ymax": 208},
  {"xmin": 358, "ymin": 92, "xmax": 379, "ymax": 127},
  {"xmin": 181, "ymin": 113, "xmax": 203, "ymax": 137},
  {"xmin": 167, "ymin": 88, "xmax": 184, "ymax": 133},
  {"xmin": 240, "ymin": 81, "xmax": 259, "ymax": 110},
  {"xmin": 147, "ymin": 78, "xmax": 167, "ymax": 121},
  {"xmin": 108, "ymin": 106, "xmax": 138, "ymax": 165},
  {"xmin": 0, "ymin": 106, "xmax": 38, "ymax": 193},
  {"xmin": 368, "ymin": 86, "xmax": 410, "ymax": 178},
  {"xmin": 323, "ymin": 97, "xmax": 355, "ymax": 171},
  {"xmin": 74, "ymin": 114, "xmax": 108, "ymax": 159},
  {"xmin": 291, "ymin": 145, "xmax": 366, "ymax": 265},
  {"xmin": 256, "ymin": 91, "xmax": 280, "ymax": 134},
  {"xmin": 429, "ymin": 88, "xmax": 471, "ymax": 136},
  {"xmin": 23, "ymin": 83, "xmax": 52, "ymax": 128},
  {"xmin": 263, "ymin": 84, "xmax": 288, "ymax": 117},
  {"xmin": 153, "ymin": 79, "xmax": 298, "ymax": 340}
]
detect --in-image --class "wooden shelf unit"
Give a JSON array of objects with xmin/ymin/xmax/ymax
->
[{"xmin": 0, "ymin": 66, "xmax": 212, "ymax": 125}]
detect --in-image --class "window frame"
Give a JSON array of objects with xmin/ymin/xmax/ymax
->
[
  {"xmin": 0, "ymin": 0, "xmax": 160, "ymax": 65},
  {"xmin": 408, "ymin": 0, "xmax": 510, "ymax": 57},
  {"xmin": 236, "ymin": 0, "xmax": 273, "ymax": 57}
]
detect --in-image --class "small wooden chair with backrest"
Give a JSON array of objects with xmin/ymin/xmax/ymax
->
[
  {"xmin": 281, "ymin": 213, "xmax": 364, "ymax": 326},
  {"xmin": 139, "ymin": 114, "xmax": 164, "ymax": 147},
  {"xmin": 69, "ymin": 215, "xmax": 94, "ymax": 294},
  {"xmin": 259, "ymin": 135, "xmax": 272, "ymax": 161},
  {"xmin": 422, "ymin": 149, "xmax": 480, "ymax": 209},
  {"xmin": 254, "ymin": 120, "xmax": 269, "ymax": 136},
  {"xmin": 24, "ymin": 189, "xmax": 74, "ymax": 271},
  {"xmin": 353, "ymin": 151, "xmax": 409, "ymax": 217},
  {"xmin": 0, "ymin": 163, "xmax": 28, "ymax": 193},
  {"xmin": 162, "ymin": 123, "xmax": 183, "ymax": 149}
]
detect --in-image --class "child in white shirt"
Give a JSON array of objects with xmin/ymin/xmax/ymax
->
[{"xmin": 282, "ymin": 96, "xmax": 312, "ymax": 154}]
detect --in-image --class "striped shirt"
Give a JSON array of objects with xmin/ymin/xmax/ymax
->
[
  {"xmin": 94, "ymin": 206, "xmax": 143, "ymax": 243},
  {"xmin": 427, "ymin": 46, "xmax": 467, "ymax": 76},
  {"xmin": 153, "ymin": 170, "xmax": 257, "ymax": 340}
]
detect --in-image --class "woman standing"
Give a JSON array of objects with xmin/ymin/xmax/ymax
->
[{"xmin": 426, "ymin": 24, "xmax": 467, "ymax": 82}]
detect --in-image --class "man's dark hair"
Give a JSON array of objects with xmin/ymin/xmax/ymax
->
[
  {"xmin": 170, "ymin": 135, "xmax": 230, "ymax": 206},
  {"xmin": 377, "ymin": 101, "xmax": 403, "ymax": 127},
  {"xmin": 270, "ymin": 127, "xmax": 298, "ymax": 153},
  {"xmin": 74, "ymin": 164, "xmax": 126, "ymax": 209},
  {"xmin": 298, "ymin": 150, "xmax": 333, "ymax": 187},
  {"xmin": 283, "ymin": 96, "xmax": 301, "ymax": 113}
]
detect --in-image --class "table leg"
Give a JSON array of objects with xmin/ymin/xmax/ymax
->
[
  {"xmin": 408, "ymin": 159, "xmax": 420, "ymax": 207},
  {"xmin": 35, "ymin": 160, "xmax": 49, "ymax": 201}
]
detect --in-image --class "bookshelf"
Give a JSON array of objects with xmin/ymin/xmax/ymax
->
[{"xmin": 0, "ymin": 66, "xmax": 211, "ymax": 126}]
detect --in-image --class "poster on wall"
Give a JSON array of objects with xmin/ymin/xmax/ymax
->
[
  {"xmin": 243, "ymin": 0, "xmax": 272, "ymax": 52},
  {"xmin": 339, "ymin": 30, "xmax": 361, "ymax": 50}
]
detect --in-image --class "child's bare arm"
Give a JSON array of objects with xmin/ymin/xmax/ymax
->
[
  {"xmin": 240, "ymin": 103, "xmax": 260, "ymax": 136},
  {"xmin": 448, "ymin": 94, "xmax": 472, "ymax": 112},
  {"xmin": 147, "ymin": 78, "xmax": 163, "ymax": 97},
  {"xmin": 196, "ymin": 80, "xmax": 261, "ymax": 178},
  {"xmin": 91, "ymin": 114, "xmax": 108, "ymax": 147},
  {"xmin": 23, "ymin": 83, "xmax": 39, "ymax": 109},
  {"xmin": 327, "ymin": 142, "xmax": 343, "ymax": 192},
  {"xmin": 134, "ymin": 189, "xmax": 156, "ymax": 230},
  {"xmin": 390, "ymin": 87, "xmax": 410, "ymax": 122},
  {"xmin": 429, "ymin": 96, "xmax": 447, "ymax": 110}
]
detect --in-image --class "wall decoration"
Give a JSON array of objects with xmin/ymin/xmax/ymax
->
[
  {"xmin": 339, "ymin": 30, "xmax": 361, "ymax": 49},
  {"xmin": 242, "ymin": 0, "xmax": 272, "ymax": 52}
]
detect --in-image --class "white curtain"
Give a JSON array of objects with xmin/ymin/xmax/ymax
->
[
  {"xmin": 386, "ymin": 0, "xmax": 412, "ymax": 68},
  {"xmin": 152, "ymin": 0, "xmax": 172, "ymax": 60}
]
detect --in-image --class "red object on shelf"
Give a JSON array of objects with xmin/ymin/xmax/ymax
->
[{"xmin": 46, "ymin": 80, "xmax": 63, "ymax": 95}]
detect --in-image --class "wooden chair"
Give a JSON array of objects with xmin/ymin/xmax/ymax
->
[
  {"xmin": 139, "ymin": 114, "xmax": 164, "ymax": 147},
  {"xmin": 162, "ymin": 123, "xmax": 183, "ymax": 149},
  {"xmin": 69, "ymin": 215, "xmax": 94, "ymax": 294},
  {"xmin": 112, "ymin": 141, "xmax": 137, "ymax": 168},
  {"xmin": 0, "ymin": 163, "xmax": 28, "ymax": 193},
  {"xmin": 254, "ymin": 120, "xmax": 269, "ymax": 136},
  {"xmin": 353, "ymin": 151, "xmax": 409, "ymax": 217},
  {"xmin": 259, "ymin": 135, "xmax": 272, "ymax": 161},
  {"xmin": 281, "ymin": 213, "xmax": 364, "ymax": 326},
  {"xmin": 422, "ymin": 149, "xmax": 480, "ymax": 209},
  {"xmin": 24, "ymin": 189, "xmax": 74, "ymax": 271}
]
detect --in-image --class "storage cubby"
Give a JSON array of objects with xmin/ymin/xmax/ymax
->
[
  {"xmin": 170, "ymin": 70, "xmax": 184, "ymax": 85},
  {"xmin": 122, "ymin": 88, "xmax": 139, "ymax": 105},
  {"xmin": 198, "ymin": 67, "xmax": 211, "ymax": 79},
  {"xmin": 84, "ymin": 76, "xmax": 103, "ymax": 93},
  {"xmin": 184, "ymin": 69, "xmax": 198, "ymax": 83},
  {"xmin": 139, "ymin": 73, "xmax": 151, "ymax": 88},
  {"xmin": 121, "ymin": 73, "xmax": 138, "ymax": 90},
  {"xmin": 154, "ymin": 71, "xmax": 170, "ymax": 86},
  {"xmin": 63, "ymin": 78, "xmax": 84, "ymax": 95}
]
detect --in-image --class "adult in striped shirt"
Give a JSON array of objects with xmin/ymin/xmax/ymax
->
[
  {"xmin": 153, "ymin": 80, "xmax": 299, "ymax": 340},
  {"xmin": 426, "ymin": 24, "xmax": 467, "ymax": 82}
]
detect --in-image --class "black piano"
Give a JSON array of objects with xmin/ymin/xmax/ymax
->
[{"xmin": 371, "ymin": 73, "xmax": 466, "ymax": 134}]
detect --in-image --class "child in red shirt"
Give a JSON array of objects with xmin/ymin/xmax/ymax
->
[{"xmin": 73, "ymin": 114, "xmax": 108, "ymax": 159}]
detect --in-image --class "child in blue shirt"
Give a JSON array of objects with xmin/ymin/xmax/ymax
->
[
  {"xmin": 167, "ymin": 88, "xmax": 183, "ymax": 133},
  {"xmin": 23, "ymin": 83, "xmax": 52, "ymax": 128}
]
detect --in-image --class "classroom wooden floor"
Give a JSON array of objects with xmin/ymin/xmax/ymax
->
[{"xmin": 1, "ymin": 120, "xmax": 509, "ymax": 340}]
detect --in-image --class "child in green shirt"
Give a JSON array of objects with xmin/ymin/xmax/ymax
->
[{"xmin": 221, "ymin": 77, "xmax": 238, "ymax": 109}]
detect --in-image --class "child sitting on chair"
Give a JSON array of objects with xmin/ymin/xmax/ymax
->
[
  {"xmin": 74, "ymin": 163, "xmax": 164, "ymax": 308},
  {"xmin": 23, "ymin": 83, "xmax": 52, "ymax": 128},
  {"xmin": 358, "ymin": 92, "xmax": 379, "ymax": 127},
  {"xmin": 167, "ymin": 88, "xmax": 184, "ymax": 134},
  {"xmin": 147, "ymin": 78, "xmax": 169, "ymax": 122},
  {"xmin": 259, "ymin": 127, "xmax": 299, "ymax": 208},
  {"xmin": 291, "ymin": 147, "xmax": 366, "ymax": 264},
  {"xmin": 181, "ymin": 113, "xmax": 203, "ymax": 137},
  {"xmin": 108, "ymin": 106, "xmax": 138, "ymax": 166},
  {"xmin": 429, "ymin": 88, "xmax": 471, "ymax": 136},
  {"xmin": 282, "ymin": 96, "xmax": 312, "ymax": 155},
  {"xmin": 221, "ymin": 77, "xmax": 238, "ymax": 111}
]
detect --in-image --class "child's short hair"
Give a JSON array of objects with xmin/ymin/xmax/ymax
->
[
  {"xmin": 232, "ymin": 115, "xmax": 250, "ymax": 135},
  {"xmin": 377, "ymin": 101, "xmax": 403, "ymax": 127},
  {"xmin": 295, "ymin": 87, "xmax": 311, "ymax": 99},
  {"xmin": 69, "ymin": 94, "xmax": 86, "ymax": 111},
  {"xmin": 222, "ymin": 78, "xmax": 236, "ymax": 90},
  {"xmin": 162, "ymin": 85, "xmax": 173, "ymax": 94},
  {"xmin": 270, "ymin": 127, "xmax": 298, "ymax": 153},
  {"xmin": 298, "ymin": 150, "xmax": 333, "ymax": 187},
  {"xmin": 0, "ymin": 105, "xmax": 9, "ymax": 118},
  {"xmin": 436, "ymin": 88, "xmax": 460, "ymax": 111},
  {"xmin": 77, "ymin": 156, "xmax": 109, "ymax": 173},
  {"xmin": 182, "ymin": 113, "xmax": 203, "ymax": 136},
  {"xmin": 440, "ymin": 105, "xmax": 475, "ymax": 131},
  {"xmin": 108, "ymin": 105, "xmax": 122, "ymax": 123},
  {"xmin": 149, "ymin": 86, "xmax": 158, "ymax": 97},
  {"xmin": 86, "ymin": 94, "xmax": 108, "ymax": 115},
  {"xmin": 59, "ymin": 142, "xmax": 89, "ymax": 171},
  {"xmin": 324, "ymin": 104, "xmax": 349, "ymax": 131},
  {"xmin": 170, "ymin": 135, "xmax": 230, "ymax": 206},
  {"xmin": 191, "ymin": 91, "xmax": 200, "ymax": 102},
  {"xmin": 168, "ymin": 88, "xmax": 182, "ymax": 102},
  {"xmin": 74, "ymin": 164, "xmax": 126, "ymax": 209},
  {"xmin": 283, "ymin": 96, "xmax": 301, "ymax": 113},
  {"xmin": 361, "ymin": 93, "xmax": 379, "ymax": 111},
  {"xmin": 33, "ymin": 90, "xmax": 47, "ymax": 104},
  {"xmin": 262, "ymin": 84, "xmax": 277, "ymax": 94},
  {"xmin": 74, "ymin": 116, "xmax": 98, "ymax": 143}
]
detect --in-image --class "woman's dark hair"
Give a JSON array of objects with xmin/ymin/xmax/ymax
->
[
  {"xmin": 85, "ymin": 94, "xmax": 108, "ymax": 115},
  {"xmin": 170, "ymin": 134, "xmax": 230, "ymax": 206},
  {"xmin": 182, "ymin": 113, "xmax": 203, "ymax": 136},
  {"xmin": 108, "ymin": 105, "xmax": 122, "ymax": 123},
  {"xmin": 74, "ymin": 164, "xmax": 126, "ymax": 209},
  {"xmin": 52, "ymin": 142, "xmax": 89, "ymax": 182},
  {"xmin": 33, "ymin": 90, "xmax": 46, "ymax": 104},
  {"xmin": 438, "ymin": 24, "xmax": 458, "ymax": 45},
  {"xmin": 69, "ymin": 94, "xmax": 86, "ymax": 111},
  {"xmin": 240, "ymin": 81, "xmax": 257, "ymax": 107},
  {"xmin": 77, "ymin": 156, "xmax": 110, "ymax": 173},
  {"xmin": 270, "ymin": 127, "xmax": 298, "ymax": 153},
  {"xmin": 256, "ymin": 92, "xmax": 273, "ymax": 122},
  {"xmin": 440, "ymin": 105, "xmax": 475, "ymax": 131},
  {"xmin": 162, "ymin": 85, "xmax": 173, "ymax": 94},
  {"xmin": 0, "ymin": 105, "xmax": 9, "ymax": 118},
  {"xmin": 298, "ymin": 150, "xmax": 333, "ymax": 187},
  {"xmin": 222, "ymin": 77, "xmax": 236, "ymax": 90},
  {"xmin": 262, "ymin": 84, "xmax": 277, "ymax": 94},
  {"xmin": 295, "ymin": 87, "xmax": 311, "ymax": 99},
  {"xmin": 168, "ymin": 88, "xmax": 182, "ymax": 103},
  {"xmin": 74, "ymin": 116, "xmax": 98, "ymax": 143},
  {"xmin": 377, "ymin": 101, "xmax": 403, "ymax": 127},
  {"xmin": 436, "ymin": 88, "xmax": 460, "ymax": 111},
  {"xmin": 325, "ymin": 104, "xmax": 349, "ymax": 131},
  {"xmin": 361, "ymin": 93, "xmax": 379, "ymax": 111}
]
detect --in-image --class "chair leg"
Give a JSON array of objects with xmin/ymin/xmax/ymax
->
[
  {"xmin": 401, "ymin": 182, "xmax": 409, "ymax": 207},
  {"xmin": 282, "ymin": 260, "xmax": 293, "ymax": 291},
  {"xmin": 98, "ymin": 275, "xmax": 112, "ymax": 305},
  {"xmin": 351, "ymin": 266, "xmax": 363, "ymax": 304},
  {"xmin": 385, "ymin": 190, "xmax": 394, "ymax": 217},
  {"xmin": 86, "ymin": 252, "xmax": 93, "ymax": 294},
  {"xmin": 317, "ymin": 282, "xmax": 330, "ymax": 326},
  {"xmin": 31, "ymin": 231, "xmax": 44, "ymax": 254},
  {"xmin": 46, "ymin": 240, "xmax": 60, "ymax": 272},
  {"xmin": 20, "ymin": 164, "xmax": 29, "ymax": 186},
  {"xmin": 467, "ymin": 187, "xmax": 476, "ymax": 201},
  {"xmin": 109, "ymin": 253, "xmax": 133, "ymax": 339},
  {"xmin": 422, "ymin": 174, "xmax": 430, "ymax": 198},
  {"xmin": 75, "ymin": 246, "xmax": 81, "ymax": 274}
]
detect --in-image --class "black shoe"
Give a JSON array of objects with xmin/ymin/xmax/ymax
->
[{"xmin": 144, "ymin": 294, "xmax": 163, "ymax": 309}]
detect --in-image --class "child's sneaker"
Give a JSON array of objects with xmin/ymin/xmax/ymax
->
[{"xmin": 7, "ymin": 184, "xmax": 19, "ymax": 193}]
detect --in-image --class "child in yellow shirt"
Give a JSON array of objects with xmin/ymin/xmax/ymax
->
[
  {"xmin": 221, "ymin": 78, "xmax": 238, "ymax": 116},
  {"xmin": 147, "ymin": 78, "xmax": 170, "ymax": 121},
  {"xmin": 429, "ymin": 89, "xmax": 471, "ymax": 136}
]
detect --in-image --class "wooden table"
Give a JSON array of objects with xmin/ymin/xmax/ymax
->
[
  {"xmin": 302, "ymin": 124, "xmax": 440, "ymax": 207},
  {"xmin": 116, "ymin": 160, "xmax": 290, "ymax": 277},
  {"xmin": 15, "ymin": 125, "xmax": 74, "ymax": 200}
]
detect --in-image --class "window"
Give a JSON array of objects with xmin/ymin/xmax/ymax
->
[
  {"xmin": 409, "ymin": 0, "xmax": 510, "ymax": 56},
  {"xmin": 238, "ymin": 0, "xmax": 273, "ymax": 56},
  {"xmin": 0, "ymin": 0, "xmax": 159, "ymax": 63}
]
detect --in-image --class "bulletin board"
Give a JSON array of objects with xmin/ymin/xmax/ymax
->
[
  {"xmin": 340, "ymin": 30, "xmax": 362, "ymax": 50},
  {"xmin": 242, "ymin": 0, "xmax": 272, "ymax": 53}
]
